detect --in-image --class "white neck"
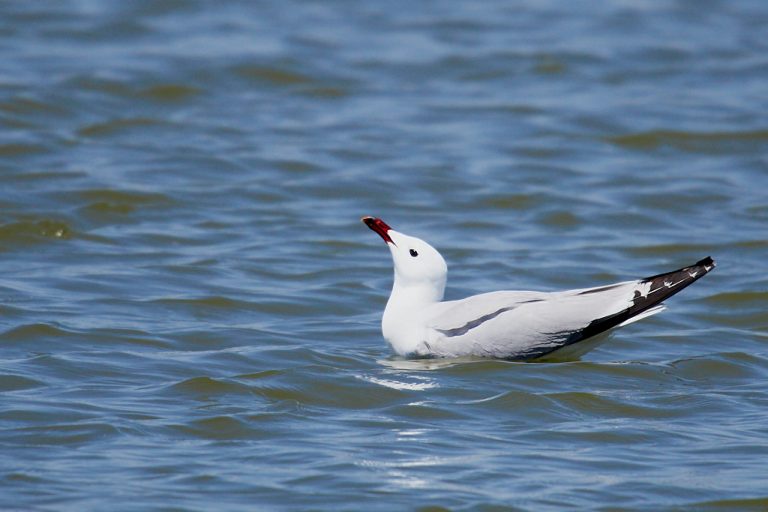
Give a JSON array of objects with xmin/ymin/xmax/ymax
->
[{"xmin": 381, "ymin": 275, "xmax": 445, "ymax": 355}]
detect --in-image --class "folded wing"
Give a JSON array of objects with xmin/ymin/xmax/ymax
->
[{"xmin": 423, "ymin": 257, "xmax": 715, "ymax": 360}]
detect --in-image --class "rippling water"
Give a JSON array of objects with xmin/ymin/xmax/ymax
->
[{"xmin": 2, "ymin": 1, "xmax": 767, "ymax": 510}]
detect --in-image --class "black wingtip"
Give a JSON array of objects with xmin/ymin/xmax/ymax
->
[
  {"xmin": 633, "ymin": 255, "xmax": 715, "ymax": 314},
  {"xmin": 641, "ymin": 255, "xmax": 716, "ymax": 283},
  {"xmin": 552, "ymin": 256, "xmax": 716, "ymax": 356}
]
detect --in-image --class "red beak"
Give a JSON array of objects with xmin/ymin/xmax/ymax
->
[{"xmin": 362, "ymin": 216, "xmax": 395, "ymax": 245}]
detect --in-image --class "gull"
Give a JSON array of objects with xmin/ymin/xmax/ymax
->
[{"xmin": 362, "ymin": 216, "xmax": 715, "ymax": 360}]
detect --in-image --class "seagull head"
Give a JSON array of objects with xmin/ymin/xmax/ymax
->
[{"xmin": 362, "ymin": 216, "xmax": 447, "ymax": 290}]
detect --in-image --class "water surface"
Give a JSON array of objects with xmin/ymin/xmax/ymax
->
[{"xmin": 1, "ymin": 1, "xmax": 767, "ymax": 510}]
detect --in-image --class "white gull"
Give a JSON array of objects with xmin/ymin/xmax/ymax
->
[{"xmin": 362, "ymin": 216, "xmax": 715, "ymax": 360}]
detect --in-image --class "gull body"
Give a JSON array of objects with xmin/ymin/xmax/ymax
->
[{"xmin": 362, "ymin": 216, "xmax": 715, "ymax": 360}]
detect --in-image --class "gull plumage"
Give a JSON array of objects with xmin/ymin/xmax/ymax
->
[{"xmin": 362, "ymin": 216, "xmax": 715, "ymax": 360}]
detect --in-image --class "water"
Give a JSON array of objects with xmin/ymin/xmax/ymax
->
[{"xmin": 1, "ymin": 1, "xmax": 767, "ymax": 510}]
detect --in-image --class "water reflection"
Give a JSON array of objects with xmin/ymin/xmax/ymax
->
[
  {"xmin": 358, "ymin": 372, "xmax": 439, "ymax": 390},
  {"xmin": 377, "ymin": 356, "xmax": 491, "ymax": 371}
]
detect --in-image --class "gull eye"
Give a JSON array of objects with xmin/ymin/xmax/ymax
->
[{"xmin": 409, "ymin": 249, "xmax": 418, "ymax": 257}]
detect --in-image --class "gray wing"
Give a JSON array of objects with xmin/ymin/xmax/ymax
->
[
  {"xmin": 422, "ymin": 257, "xmax": 716, "ymax": 359},
  {"xmin": 422, "ymin": 285, "xmax": 637, "ymax": 359}
]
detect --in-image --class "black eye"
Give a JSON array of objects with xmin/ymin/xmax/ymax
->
[{"xmin": 409, "ymin": 249, "xmax": 418, "ymax": 257}]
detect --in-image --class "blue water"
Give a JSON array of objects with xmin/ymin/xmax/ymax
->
[{"xmin": 2, "ymin": 1, "xmax": 767, "ymax": 510}]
